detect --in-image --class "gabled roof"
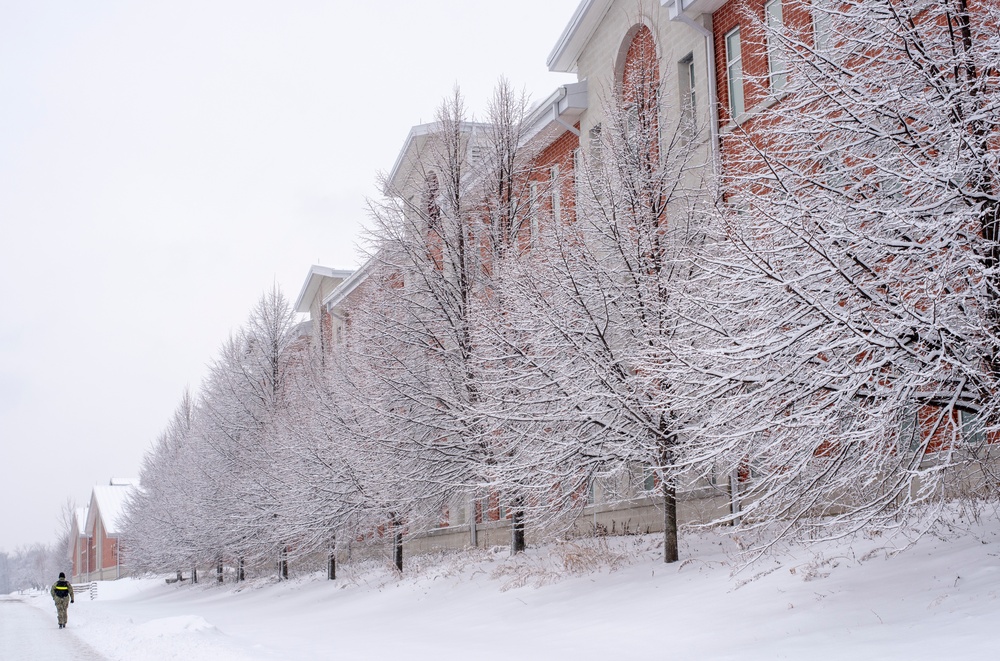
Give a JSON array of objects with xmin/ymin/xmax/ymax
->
[
  {"xmin": 549, "ymin": 0, "xmax": 727, "ymax": 73},
  {"xmin": 73, "ymin": 507, "xmax": 88, "ymax": 536},
  {"xmin": 294, "ymin": 265, "xmax": 355, "ymax": 313},
  {"xmin": 385, "ymin": 121, "xmax": 490, "ymax": 196},
  {"xmin": 86, "ymin": 478, "xmax": 139, "ymax": 537},
  {"xmin": 67, "ymin": 506, "xmax": 89, "ymax": 556}
]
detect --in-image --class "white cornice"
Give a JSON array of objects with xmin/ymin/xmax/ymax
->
[
  {"xmin": 547, "ymin": 0, "xmax": 614, "ymax": 73},
  {"xmin": 386, "ymin": 121, "xmax": 490, "ymax": 196},
  {"xmin": 294, "ymin": 265, "xmax": 354, "ymax": 313},
  {"xmin": 521, "ymin": 81, "xmax": 589, "ymax": 145},
  {"xmin": 662, "ymin": 0, "xmax": 728, "ymax": 19}
]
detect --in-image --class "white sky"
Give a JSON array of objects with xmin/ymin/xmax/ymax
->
[{"xmin": 0, "ymin": 0, "xmax": 579, "ymax": 552}]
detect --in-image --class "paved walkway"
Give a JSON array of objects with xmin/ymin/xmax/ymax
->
[{"xmin": 0, "ymin": 596, "xmax": 106, "ymax": 660}]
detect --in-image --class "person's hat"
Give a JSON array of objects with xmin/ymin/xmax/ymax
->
[{"xmin": 58, "ymin": 572, "xmax": 65, "ymax": 579}]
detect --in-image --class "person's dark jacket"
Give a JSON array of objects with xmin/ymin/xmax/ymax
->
[{"xmin": 50, "ymin": 579, "xmax": 74, "ymax": 602}]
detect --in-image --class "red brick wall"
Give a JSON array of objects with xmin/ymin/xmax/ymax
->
[
  {"xmin": 533, "ymin": 127, "xmax": 579, "ymax": 181},
  {"xmin": 713, "ymin": 0, "xmax": 815, "ymax": 126},
  {"xmin": 711, "ymin": 0, "xmax": 999, "ymax": 452}
]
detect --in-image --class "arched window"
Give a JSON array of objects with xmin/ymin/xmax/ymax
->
[
  {"xmin": 620, "ymin": 25, "xmax": 659, "ymax": 123},
  {"xmin": 423, "ymin": 172, "xmax": 441, "ymax": 227}
]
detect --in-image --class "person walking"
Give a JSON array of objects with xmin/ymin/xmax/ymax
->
[{"xmin": 50, "ymin": 572, "xmax": 74, "ymax": 628}]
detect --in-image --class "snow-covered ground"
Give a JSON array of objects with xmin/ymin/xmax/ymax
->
[{"xmin": 12, "ymin": 515, "xmax": 1000, "ymax": 660}]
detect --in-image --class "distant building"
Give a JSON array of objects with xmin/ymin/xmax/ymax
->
[
  {"xmin": 68, "ymin": 506, "xmax": 88, "ymax": 583},
  {"xmin": 75, "ymin": 478, "xmax": 139, "ymax": 582}
]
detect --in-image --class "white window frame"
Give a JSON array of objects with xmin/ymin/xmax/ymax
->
[
  {"xmin": 725, "ymin": 27, "xmax": 745, "ymax": 119},
  {"xmin": 679, "ymin": 52, "xmax": 697, "ymax": 135},
  {"xmin": 550, "ymin": 164, "xmax": 561, "ymax": 224},
  {"xmin": 765, "ymin": 0, "xmax": 787, "ymax": 93},
  {"xmin": 812, "ymin": 0, "xmax": 832, "ymax": 52},
  {"xmin": 528, "ymin": 181, "xmax": 539, "ymax": 245},
  {"xmin": 900, "ymin": 404, "xmax": 921, "ymax": 452},
  {"xmin": 961, "ymin": 410, "xmax": 985, "ymax": 447}
]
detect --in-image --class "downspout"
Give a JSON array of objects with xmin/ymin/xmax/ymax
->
[
  {"xmin": 670, "ymin": 9, "xmax": 721, "ymax": 178},
  {"xmin": 669, "ymin": 2, "xmax": 735, "ymax": 521}
]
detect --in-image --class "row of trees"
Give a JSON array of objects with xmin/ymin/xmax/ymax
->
[
  {"xmin": 123, "ymin": 0, "xmax": 1000, "ymax": 577},
  {"xmin": 2, "ymin": 501, "xmax": 73, "ymax": 592},
  {"xmin": 0, "ymin": 543, "xmax": 68, "ymax": 593}
]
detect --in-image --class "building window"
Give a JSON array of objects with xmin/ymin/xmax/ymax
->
[
  {"xmin": 573, "ymin": 148, "xmax": 582, "ymax": 193},
  {"xmin": 550, "ymin": 164, "xmax": 561, "ymax": 223},
  {"xmin": 765, "ymin": 0, "xmax": 787, "ymax": 93},
  {"xmin": 812, "ymin": 0, "xmax": 832, "ymax": 52},
  {"xmin": 961, "ymin": 410, "xmax": 985, "ymax": 447},
  {"xmin": 424, "ymin": 172, "xmax": 441, "ymax": 228},
  {"xmin": 900, "ymin": 404, "xmax": 921, "ymax": 452},
  {"xmin": 528, "ymin": 181, "xmax": 539, "ymax": 244},
  {"xmin": 725, "ymin": 27, "xmax": 745, "ymax": 119},
  {"xmin": 642, "ymin": 467, "xmax": 657, "ymax": 493},
  {"xmin": 678, "ymin": 53, "xmax": 697, "ymax": 136}
]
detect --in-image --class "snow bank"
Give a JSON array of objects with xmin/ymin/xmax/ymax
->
[{"xmin": 25, "ymin": 513, "xmax": 1000, "ymax": 660}]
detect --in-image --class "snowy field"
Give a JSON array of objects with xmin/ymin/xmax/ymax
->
[{"xmin": 8, "ymin": 516, "xmax": 1000, "ymax": 660}]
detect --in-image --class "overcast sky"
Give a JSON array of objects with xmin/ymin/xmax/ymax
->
[{"xmin": 0, "ymin": 0, "xmax": 579, "ymax": 552}]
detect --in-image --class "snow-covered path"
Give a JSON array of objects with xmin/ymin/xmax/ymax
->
[{"xmin": 0, "ymin": 596, "xmax": 106, "ymax": 660}]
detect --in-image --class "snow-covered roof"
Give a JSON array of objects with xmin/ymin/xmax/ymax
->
[
  {"xmin": 74, "ymin": 506, "xmax": 88, "ymax": 536},
  {"xmin": 109, "ymin": 477, "xmax": 139, "ymax": 487},
  {"xmin": 86, "ymin": 479, "xmax": 139, "ymax": 537}
]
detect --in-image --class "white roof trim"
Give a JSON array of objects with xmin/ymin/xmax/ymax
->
[
  {"xmin": 521, "ymin": 81, "xmax": 589, "ymax": 145},
  {"xmin": 386, "ymin": 123, "xmax": 437, "ymax": 195},
  {"xmin": 294, "ymin": 265, "xmax": 355, "ymax": 313},
  {"xmin": 322, "ymin": 257, "xmax": 375, "ymax": 311},
  {"xmin": 547, "ymin": 0, "xmax": 614, "ymax": 73},
  {"xmin": 662, "ymin": 0, "xmax": 728, "ymax": 19},
  {"xmin": 85, "ymin": 481, "xmax": 139, "ymax": 537},
  {"xmin": 386, "ymin": 121, "xmax": 490, "ymax": 195}
]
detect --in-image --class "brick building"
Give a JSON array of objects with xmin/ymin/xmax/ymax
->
[{"xmin": 73, "ymin": 478, "xmax": 139, "ymax": 582}]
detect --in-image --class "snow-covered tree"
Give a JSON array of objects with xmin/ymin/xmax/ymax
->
[
  {"xmin": 126, "ymin": 288, "xmax": 315, "ymax": 577},
  {"xmin": 123, "ymin": 391, "xmax": 210, "ymax": 574},
  {"xmin": 486, "ymin": 31, "xmax": 711, "ymax": 562},
  {"xmin": 341, "ymin": 82, "xmax": 544, "ymax": 563},
  {"xmin": 686, "ymin": 0, "xmax": 1000, "ymax": 552}
]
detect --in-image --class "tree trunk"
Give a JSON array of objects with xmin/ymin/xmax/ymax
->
[
  {"xmin": 191, "ymin": 567, "xmax": 197, "ymax": 584},
  {"xmin": 327, "ymin": 551, "xmax": 336, "ymax": 581},
  {"xmin": 729, "ymin": 469, "xmax": 742, "ymax": 526},
  {"xmin": 217, "ymin": 557, "xmax": 224, "ymax": 584},
  {"xmin": 662, "ymin": 480, "xmax": 678, "ymax": 563},
  {"xmin": 391, "ymin": 516, "xmax": 403, "ymax": 573},
  {"xmin": 469, "ymin": 498, "xmax": 478, "ymax": 548},
  {"xmin": 511, "ymin": 498, "xmax": 525, "ymax": 555},
  {"xmin": 279, "ymin": 547, "xmax": 288, "ymax": 580},
  {"xmin": 237, "ymin": 557, "xmax": 245, "ymax": 582}
]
